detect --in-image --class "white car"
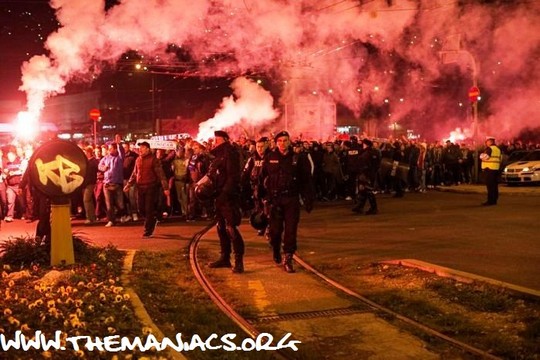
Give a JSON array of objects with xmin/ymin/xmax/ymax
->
[{"xmin": 501, "ymin": 150, "xmax": 540, "ymax": 185}]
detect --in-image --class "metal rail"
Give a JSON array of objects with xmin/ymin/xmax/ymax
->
[
  {"xmin": 189, "ymin": 223, "xmax": 501, "ymax": 360},
  {"xmin": 188, "ymin": 223, "xmax": 292, "ymax": 360},
  {"xmin": 294, "ymin": 255, "xmax": 502, "ymax": 360}
]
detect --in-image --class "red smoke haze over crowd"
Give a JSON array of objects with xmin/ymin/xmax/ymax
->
[{"xmin": 14, "ymin": 0, "xmax": 540, "ymax": 141}]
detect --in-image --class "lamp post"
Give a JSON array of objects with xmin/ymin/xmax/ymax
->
[
  {"xmin": 466, "ymin": 51, "xmax": 480, "ymax": 183},
  {"xmin": 89, "ymin": 108, "xmax": 100, "ymax": 145},
  {"xmin": 151, "ymin": 75, "xmax": 155, "ymax": 127},
  {"xmin": 463, "ymin": 50, "xmax": 479, "ymax": 146},
  {"xmin": 151, "ymin": 74, "xmax": 157, "ymax": 134},
  {"xmin": 439, "ymin": 40, "xmax": 480, "ymax": 182},
  {"xmin": 148, "ymin": 74, "xmax": 163, "ymax": 134},
  {"xmin": 134, "ymin": 63, "xmax": 158, "ymax": 134},
  {"xmin": 439, "ymin": 49, "xmax": 478, "ymax": 140}
]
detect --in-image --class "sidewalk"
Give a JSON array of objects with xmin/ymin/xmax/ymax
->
[{"xmin": 436, "ymin": 183, "xmax": 540, "ymax": 196}]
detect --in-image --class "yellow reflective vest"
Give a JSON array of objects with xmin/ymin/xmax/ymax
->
[{"xmin": 481, "ymin": 145, "xmax": 501, "ymax": 170}]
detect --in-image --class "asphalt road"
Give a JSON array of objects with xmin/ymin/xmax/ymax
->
[
  {"xmin": 298, "ymin": 189, "xmax": 540, "ymax": 291},
  {"xmin": 1, "ymin": 186, "xmax": 538, "ymax": 291}
]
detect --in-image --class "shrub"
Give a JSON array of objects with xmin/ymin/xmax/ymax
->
[{"xmin": 0, "ymin": 233, "xmax": 120, "ymax": 268}]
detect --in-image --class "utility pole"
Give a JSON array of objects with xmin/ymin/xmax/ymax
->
[
  {"xmin": 439, "ymin": 34, "xmax": 481, "ymax": 182},
  {"xmin": 151, "ymin": 75, "xmax": 155, "ymax": 129},
  {"xmin": 89, "ymin": 108, "xmax": 101, "ymax": 145}
]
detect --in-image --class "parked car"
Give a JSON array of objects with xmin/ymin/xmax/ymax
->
[
  {"xmin": 502, "ymin": 150, "xmax": 532, "ymax": 167},
  {"xmin": 501, "ymin": 150, "xmax": 540, "ymax": 185}
]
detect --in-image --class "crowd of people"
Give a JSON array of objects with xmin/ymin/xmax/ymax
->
[
  {"xmin": 1, "ymin": 132, "xmax": 538, "ymax": 272},
  {"xmin": 0, "ymin": 133, "xmax": 539, "ymax": 228}
]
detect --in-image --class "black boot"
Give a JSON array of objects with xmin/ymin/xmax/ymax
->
[
  {"xmin": 232, "ymin": 254, "xmax": 244, "ymax": 273},
  {"xmin": 283, "ymin": 253, "xmax": 295, "ymax": 273},
  {"xmin": 273, "ymin": 247, "xmax": 282, "ymax": 265},
  {"xmin": 208, "ymin": 254, "xmax": 231, "ymax": 268}
]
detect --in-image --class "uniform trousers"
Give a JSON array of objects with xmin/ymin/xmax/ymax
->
[
  {"xmin": 268, "ymin": 195, "xmax": 301, "ymax": 255},
  {"xmin": 215, "ymin": 196, "xmax": 244, "ymax": 257},
  {"xmin": 483, "ymin": 169, "xmax": 499, "ymax": 205}
]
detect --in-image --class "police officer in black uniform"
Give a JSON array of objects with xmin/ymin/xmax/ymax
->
[
  {"xmin": 261, "ymin": 131, "xmax": 315, "ymax": 273},
  {"xmin": 242, "ymin": 137, "xmax": 270, "ymax": 234},
  {"xmin": 207, "ymin": 130, "xmax": 246, "ymax": 273},
  {"xmin": 352, "ymin": 139, "xmax": 379, "ymax": 215},
  {"xmin": 343, "ymin": 136, "xmax": 362, "ymax": 200}
]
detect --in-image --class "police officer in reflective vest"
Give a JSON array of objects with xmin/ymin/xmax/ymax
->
[
  {"xmin": 479, "ymin": 136, "xmax": 501, "ymax": 206},
  {"xmin": 261, "ymin": 131, "xmax": 315, "ymax": 273}
]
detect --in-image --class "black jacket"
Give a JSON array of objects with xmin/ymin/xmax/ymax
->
[
  {"xmin": 242, "ymin": 150, "xmax": 268, "ymax": 187},
  {"xmin": 262, "ymin": 148, "xmax": 315, "ymax": 207},
  {"xmin": 84, "ymin": 157, "xmax": 100, "ymax": 186},
  {"xmin": 209, "ymin": 141, "xmax": 242, "ymax": 203}
]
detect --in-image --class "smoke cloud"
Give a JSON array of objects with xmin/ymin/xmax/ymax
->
[
  {"xmin": 197, "ymin": 76, "xmax": 280, "ymax": 140},
  {"xmin": 18, "ymin": 0, "xmax": 540, "ymax": 141}
]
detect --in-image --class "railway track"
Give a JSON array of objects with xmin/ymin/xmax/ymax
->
[{"xmin": 189, "ymin": 223, "xmax": 501, "ymax": 360}]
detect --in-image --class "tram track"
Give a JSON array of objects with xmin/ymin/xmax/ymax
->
[
  {"xmin": 188, "ymin": 222, "xmax": 294, "ymax": 360},
  {"xmin": 189, "ymin": 223, "xmax": 502, "ymax": 360},
  {"xmin": 293, "ymin": 256, "xmax": 501, "ymax": 360},
  {"xmin": 189, "ymin": 222, "xmax": 258, "ymax": 338}
]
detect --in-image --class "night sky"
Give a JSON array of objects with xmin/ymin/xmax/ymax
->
[
  {"xmin": 0, "ymin": 0, "xmax": 58, "ymax": 101},
  {"xmin": 0, "ymin": 0, "xmax": 218, "ymax": 124}
]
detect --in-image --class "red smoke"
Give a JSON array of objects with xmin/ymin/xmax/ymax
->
[{"xmin": 17, "ymin": 0, "xmax": 540, "ymax": 141}]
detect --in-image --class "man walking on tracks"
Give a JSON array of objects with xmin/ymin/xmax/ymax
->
[
  {"xmin": 261, "ymin": 131, "xmax": 315, "ymax": 273},
  {"xmin": 207, "ymin": 130, "xmax": 246, "ymax": 274},
  {"xmin": 124, "ymin": 141, "xmax": 170, "ymax": 238},
  {"xmin": 479, "ymin": 136, "xmax": 502, "ymax": 206}
]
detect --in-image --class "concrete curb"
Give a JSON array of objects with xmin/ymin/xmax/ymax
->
[
  {"xmin": 436, "ymin": 185, "xmax": 540, "ymax": 196},
  {"xmin": 121, "ymin": 250, "xmax": 187, "ymax": 360},
  {"xmin": 436, "ymin": 187, "xmax": 486, "ymax": 195},
  {"xmin": 380, "ymin": 259, "xmax": 540, "ymax": 300}
]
